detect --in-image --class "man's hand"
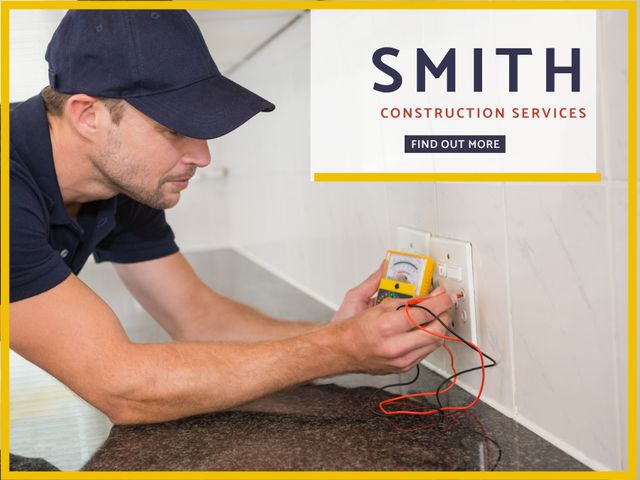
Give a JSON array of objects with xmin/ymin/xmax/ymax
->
[
  {"xmin": 331, "ymin": 262, "xmax": 385, "ymax": 323},
  {"xmin": 329, "ymin": 263, "xmax": 454, "ymax": 374},
  {"xmin": 329, "ymin": 289, "xmax": 454, "ymax": 374}
]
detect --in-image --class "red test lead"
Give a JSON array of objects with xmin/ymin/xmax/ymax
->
[{"xmin": 377, "ymin": 294, "xmax": 494, "ymax": 417}]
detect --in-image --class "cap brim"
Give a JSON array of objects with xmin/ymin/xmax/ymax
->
[{"xmin": 124, "ymin": 75, "xmax": 275, "ymax": 140}]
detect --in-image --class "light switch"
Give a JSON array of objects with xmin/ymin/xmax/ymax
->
[
  {"xmin": 447, "ymin": 264, "xmax": 463, "ymax": 281},
  {"xmin": 437, "ymin": 263, "xmax": 447, "ymax": 276}
]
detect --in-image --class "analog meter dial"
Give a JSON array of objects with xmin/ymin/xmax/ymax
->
[
  {"xmin": 386, "ymin": 253, "xmax": 425, "ymax": 287},
  {"xmin": 375, "ymin": 250, "xmax": 435, "ymax": 305}
]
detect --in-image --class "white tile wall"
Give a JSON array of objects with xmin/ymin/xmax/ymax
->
[
  {"xmin": 9, "ymin": 10, "xmax": 66, "ymax": 101},
  {"xmin": 215, "ymin": 16, "xmax": 393, "ymax": 305},
  {"xmin": 609, "ymin": 182, "xmax": 630, "ymax": 470},
  {"xmin": 164, "ymin": 176, "xmax": 230, "ymax": 251},
  {"xmin": 505, "ymin": 183, "xmax": 619, "ymax": 468},
  {"xmin": 596, "ymin": 11, "xmax": 629, "ymax": 181},
  {"xmin": 435, "ymin": 184, "xmax": 515, "ymax": 413},
  {"xmin": 214, "ymin": 11, "xmax": 631, "ymax": 471}
]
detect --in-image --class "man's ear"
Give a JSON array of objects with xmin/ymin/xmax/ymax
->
[{"xmin": 64, "ymin": 94, "xmax": 109, "ymax": 141}]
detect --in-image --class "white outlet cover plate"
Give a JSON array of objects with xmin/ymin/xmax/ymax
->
[
  {"xmin": 421, "ymin": 235, "xmax": 480, "ymax": 379},
  {"xmin": 396, "ymin": 226, "xmax": 431, "ymax": 256}
]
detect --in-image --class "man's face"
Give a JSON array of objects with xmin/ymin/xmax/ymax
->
[{"xmin": 90, "ymin": 102, "xmax": 211, "ymax": 209}]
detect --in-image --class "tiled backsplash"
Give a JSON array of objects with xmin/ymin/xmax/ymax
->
[{"xmin": 212, "ymin": 12, "xmax": 632, "ymax": 471}]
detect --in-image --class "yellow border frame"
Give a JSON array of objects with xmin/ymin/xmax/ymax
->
[{"xmin": 0, "ymin": 1, "xmax": 636, "ymax": 479}]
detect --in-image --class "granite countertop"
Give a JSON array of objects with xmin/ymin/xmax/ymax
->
[
  {"xmin": 10, "ymin": 250, "xmax": 589, "ymax": 472},
  {"xmin": 80, "ymin": 372, "xmax": 588, "ymax": 472}
]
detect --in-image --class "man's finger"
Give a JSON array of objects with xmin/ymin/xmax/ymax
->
[
  {"xmin": 379, "ymin": 304, "xmax": 439, "ymax": 336},
  {"xmin": 377, "ymin": 297, "xmax": 414, "ymax": 312},
  {"xmin": 390, "ymin": 330, "xmax": 451, "ymax": 370},
  {"xmin": 428, "ymin": 286, "xmax": 445, "ymax": 297},
  {"xmin": 407, "ymin": 309, "xmax": 452, "ymax": 333},
  {"xmin": 390, "ymin": 325, "xmax": 447, "ymax": 354},
  {"xmin": 382, "ymin": 299, "xmax": 453, "ymax": 336},
  {"xmin": 379, "ymin": 291, "xmax": 455, "ymax": 315},
  {"xmin": 415, "ymin": 292, "xmax": 455, "ymax": 317},
  {"xmin": 402, "ymin": 343, "xmax": 444, "ymax": 370}
]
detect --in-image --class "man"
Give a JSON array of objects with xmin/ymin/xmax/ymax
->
[{"xmin": 10, "ymin": 10, "xmax": 454, "ymax": 425}]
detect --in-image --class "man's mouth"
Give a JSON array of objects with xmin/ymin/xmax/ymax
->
[
  {"xmin": 167, "ymin": 171, "xmax": 196, "ymax": 190},
  {"xmin": 169, "ymin": 178, "xmax": 190, "ymax": 189}
]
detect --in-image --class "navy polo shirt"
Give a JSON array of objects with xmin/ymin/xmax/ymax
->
[{"xmin": 10, "ymin": 94, "xmax": 180, "ymax": 302}]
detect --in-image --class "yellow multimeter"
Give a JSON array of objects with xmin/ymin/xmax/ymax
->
[{"xmin": 375, "ymin": 250, "xmax": 436, "ymax": 305}]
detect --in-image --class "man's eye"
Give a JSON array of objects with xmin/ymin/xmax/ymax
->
[{"xmin": 168, "ymin": 130, "xmax": 182, "ymax": 137}]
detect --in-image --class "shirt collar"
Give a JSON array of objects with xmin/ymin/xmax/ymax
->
[{"xmin": 10, "ymin": 94, "xmax": 117, "ymax": 227}]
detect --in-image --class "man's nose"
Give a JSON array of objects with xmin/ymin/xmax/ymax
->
[{"xmin": 182, "ymin": 139, "xmax": 212, "ymax": 168}]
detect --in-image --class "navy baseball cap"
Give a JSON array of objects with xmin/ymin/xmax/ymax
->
[{"xmin": 45, "ymin": 10, "xmax": 275, "ymax": 139}]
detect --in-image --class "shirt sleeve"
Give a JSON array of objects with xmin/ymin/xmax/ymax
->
[
  {"xmin": 10, "ymin": 158, "xmax": 72, "ymax": 302},
  {"xmin": 93, "ymin": 195, "xmax": 179, "ymax": 264}
]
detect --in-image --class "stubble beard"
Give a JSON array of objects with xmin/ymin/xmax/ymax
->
[{"xmin": 91, "ymin": 133, "xmax": 179, "ymax": 210}]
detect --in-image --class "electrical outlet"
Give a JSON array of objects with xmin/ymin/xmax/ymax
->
[
  {"xmin": 429, "ymin": 236, "xmax": 477, "ymax": 343},
  {"xmin": 396, "ymin": 226, "xmax": 431, "ymax": 255},
  {"xmin": 394, "ymin": 228, "xmax": 483, "ymax": 393},
  {"xmin": 394, "ymin": 227, "xmax": 479, "ymax": 352},
  {"xmin": 421, "ymin": 235, "xmax": 480, "ymax": 386}
]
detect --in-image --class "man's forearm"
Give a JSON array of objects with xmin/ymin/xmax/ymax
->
[{"xmin": 107, "ymin": 323, "xmax": 348, "ymax": 424}]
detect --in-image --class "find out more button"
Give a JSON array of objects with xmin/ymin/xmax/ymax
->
[{"xmin": 405, "ymin": 135, "xmax": 506, "ymax": 153}]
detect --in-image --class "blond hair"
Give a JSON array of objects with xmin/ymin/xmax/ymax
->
[{"xmin": 41, "ymin": 86, "xmax": 125, "ymax": 125}]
